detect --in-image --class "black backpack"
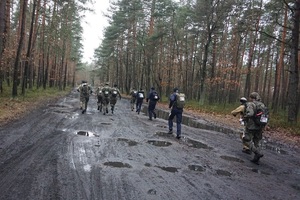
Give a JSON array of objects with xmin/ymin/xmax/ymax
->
[
  {"xmin": 151, "ymin": 91, "xmax": 159, "ymax": 101},
  {"xmin": 253, "ymin": 101, "xmax": 269, "ymax": 127},
  {"xmin": 82, "ymin": 85, "xmax": 89, "ymax": 96},
  {"xmin": 102, "ymin": 87, "xmax": 110, "ymax": 97},
  {"xmin": 111, "ymin": 89, "xmax": 118, "ymax": 97}
]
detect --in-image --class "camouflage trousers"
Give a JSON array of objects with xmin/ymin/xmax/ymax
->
[
  {"xmin": 242, "ymin": 128, "xmax": 263, "ymax": 154},
  {"xmin": 102, "ymin": 97, "xmax": 110, "ymax": 115},
  {"xmin": 80, "ymin": 96, "xmax": 89, "ymax": 110}
]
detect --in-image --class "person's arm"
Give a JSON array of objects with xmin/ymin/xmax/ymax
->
[
  {"xmin": 231, "ymin": 105, "xmax": 244, "ymax": 117},
  {"xmin": 169, "ymin": 93, "xmax": 176, "ymax": 108}
]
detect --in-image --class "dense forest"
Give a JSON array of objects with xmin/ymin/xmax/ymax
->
[{"xmin": 0, "ymin": 0, "xmax": 299, "ymax": 124}]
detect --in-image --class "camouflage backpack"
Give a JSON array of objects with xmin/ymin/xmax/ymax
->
[
  {"xmin": 175, "ymin": 93, "xmax": 185, "ymax": 109},
  {"xmin": 253, "ymin": 101, "xmax": 269, "ymax": 127}
]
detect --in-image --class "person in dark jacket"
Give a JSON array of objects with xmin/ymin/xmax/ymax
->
[
  {"xmin": 136, "ymin": 88, "xmax": 145, "ymax": 114},
  {"xmin": 146, "ymin": 87, "xmax": 160, "ymax": 120},
  {"xmin": 168, "ymin": 88, "xmax": 183, "ymax": 139}
]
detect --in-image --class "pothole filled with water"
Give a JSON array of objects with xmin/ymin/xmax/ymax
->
[
  {"xmin": 216, "ymin": 169, "xmax": 232, "ymax": 176},
  {"xmin": 76, "ymin": 131, "xmax": 95, "ymax": 137},
  {"xmin": 117, "ymin": 138, "xmax": 138, "ymax": 146},
  {"xmin": 185, "ymin": 138, "xmax": 212, "ymax": 149},
  {"xmin": 103, "ymin": 161, "xmax": 132, "ymax": 168},
  {"xmin": 155, "ymin": 166, "xmax": 178, "ymax": 173},
  {"xmin": 147, "ymin": 140, "xmax": 172, "ymax": 147},
  {"xmin": 188, "ymin": 164, "xmax": 205, "ymax": 172}
]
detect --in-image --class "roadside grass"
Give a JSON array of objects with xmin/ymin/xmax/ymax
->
[{"xmin": 0, "ymin": 86, "xmax": 71, "ymax": 124}]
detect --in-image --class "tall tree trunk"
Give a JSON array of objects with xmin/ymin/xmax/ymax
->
[
  {"xmin": 12, "ymin": 0, "xmax": 28, "ymax": 97},
  {"xmin": 273, "ymin": 5, "xmax": 288, "ymax": 113},
  {"xmin": 287, "ymin": 0, "xmax": 300, "ymax": 123},
  {"xmin": 22, "ymin": 0, "xmax": 37, "ymax": 95}
]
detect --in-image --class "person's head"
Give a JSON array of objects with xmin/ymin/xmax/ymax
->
[
  {"xmin": 114, "ymin": 84, "xmax": 117, "ymax": 87},
  {"xmin": 105, "ymin": 82, "xmax": 109, "ymax": 86},
  {"xmin": 240, "ymin": 97, "xmax": 247, "ymax": 104},
  {"xmin": 140, "ymin": 88, "xmax": 143, "ymax": 91},
  {"xmin": 173, "ymin": 87, "xmax": 178, "ymax": 93},
  {"xmin": 82, "ymin": 80, "xmax": 87, "ymax": 84},
  {"xmin": 249, "ymin": 92, "xmax": 261, "ymax": 101},
  {"xmin": 151, "ymin": 87, "xmax": 155, "ymax": 90}
]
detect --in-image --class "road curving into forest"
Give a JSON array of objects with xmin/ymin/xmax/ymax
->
[{"xmin": 0, "ymin": 89, "xmax": 299, "ymax": 200}]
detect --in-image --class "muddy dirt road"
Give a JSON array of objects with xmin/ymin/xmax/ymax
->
[{"xmin": 0, "ymin": 89, "xmax": 299, "ymax": 200}]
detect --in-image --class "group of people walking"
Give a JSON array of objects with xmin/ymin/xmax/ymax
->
[
  {"xmin": 130, "ymin": 87, "xmax": 185, "ymax": 139},
  {"xmin": 77, "ymin": 81, "xmax": 121, "ymax": 115},
  {"xmin": 78, "ymin": 80, "xmax": 267, "ymax": 165}
]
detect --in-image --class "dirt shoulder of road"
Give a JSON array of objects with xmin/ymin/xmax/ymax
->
[{"xmin": 1, "ymin": 94, "xmax": 299, "ymax": 149}]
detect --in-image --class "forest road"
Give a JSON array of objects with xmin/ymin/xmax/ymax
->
[{"xmin": 0, "ymin": 89, "xmax": 299, "ymax": 200}]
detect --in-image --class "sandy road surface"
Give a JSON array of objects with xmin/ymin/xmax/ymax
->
[{"xmin": 0, "ymin": 89, "xmax": 299, "ymax": 200}]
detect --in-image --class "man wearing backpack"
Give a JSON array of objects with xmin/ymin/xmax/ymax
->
[
  {"xmin": 243, "ymin": 92, "xmax": 266, "ymax": 164},
  {"xmin": 146, "ymin": 87, "xmax": 160, "ymax": 120},
  {"xmin": 101, "ymin": 82, "xmax": 111, "ymax": 115},
  {"xmin": 110, "ymin": 84, "xmax": 122, "ymax": 114},
  {"xmin": 130, "ymin": 87, "xmax": 137, "ymax": 111},
  {"xmin": 96, "ymin": 85, "xmax": 103, "ymax": 112},
  {"xmin": 168, "ymin": 88, "xmax": 185, "ymax": 139},
  {"xmin": 136, "ymin": 88, "xmax": 145, "ymax": 114},
  {"xmin": 231, "ymin": 97, "xmax": 251, "ymax": 154},
  {"xmin": 77, "ymin": 81, "xmax": 92, "ymax": 114}
]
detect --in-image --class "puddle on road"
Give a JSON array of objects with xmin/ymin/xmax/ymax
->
[
  {"xmin": 147, "ymin": 140, "xmax": 172, "ymax": 147},
  {"xmin": 251, "ymin": 168, "xmax": 271, "ymax": 175},
  {"xmin": 103, "ymin": 161, "xmax": 132, "ymax": 168},
  {"xmin": 147, "ymin": 189, "xmax": 157, "ymax": 195},
  {"xmin": 117, "ymin": 138, "xmax": 138, "ymax": 146},
  {"xmin": 155, "ymin": 131, "xmax": 174, "ymax": 137},
  {"xmin": 155, "ymin": 166, "xmax": 178, "ymax": 173},
  {"xmin": 76, "ymin": 131, "xmax": 95, "ymax": 137},
  {"xmin": 216, "ymin": 169, "xmax": 232, "ymax": 176},
  {"xmin": 185, "ymin": 138, "xmax": 212, "ymax": 150},
  {"xmin": 220, "ymin": 155, "xmax": 244, "ymax": 163},
  {"xmin": 101, "ymin": 122, "xmax": 112, "ymax": 125},
  {"xmin": 144, "ymin": 163, "xmax": 151, "ymax": 167},
  {"xmin": 188, "ymin": 165, "xmax": 205, "ymax": 172}
]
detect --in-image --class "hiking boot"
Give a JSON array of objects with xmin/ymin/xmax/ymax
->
[
  {"xmin": 168, "ymin": 129, "xmax": 173, "ymax": 134},
  {"xmin": 176, "ymin": 135, "xmax": 181, "ymax": 139},
  {"xmin": 154, "ymin": 113, "xmax": 157, "ymax": 119},
  {"xmin": 97, "ymin": 106, "xmax": 100, "ymax": 110},
  {"xmin": 106, "ymin": 108, "xmax": 108, "ymax": 113},
  {"xmin": 251, "ymin": 153, "xmax": 264, "ymax": 165},
  {"xmin": 82, "ymin": 109, "xmax": 86, "ymax": 114},
  {"xmin": 148, "ymin": 118, "xmax": 152, "ymax": 121},
  {"xmin": 242, "ymin": 149, "xmax": 252, "ymax": 155}
]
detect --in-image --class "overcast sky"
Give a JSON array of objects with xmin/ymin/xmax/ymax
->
[{"xmin": 81, "ymin": 0, "xmax": 110, "ymax": 63}]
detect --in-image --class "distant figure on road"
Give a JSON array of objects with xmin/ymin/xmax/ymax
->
[
  {"xmin": 231, "ymin": 97, "xmax": 250, "ymax": 154},
  {"xmin": 101, "ymin": 82, "xmax": 111, "ymax": 115},
  {"xmin": 168, "ymin": 88, "xmax": 185, "ymax": 139},
  {"xmin": 136, "ymin": 88, "xmax": 145, "ymax": 114},
  {"xmin": 110, "ymin": 84, "xmax": 122, "ymax": 114},
  {"xmin": 96, "ymin": 85, "xmax": 103, "ymax": 112},
  {"xmin": 77, "ymin": 80, "xmax": 92, "ymax": 114},
  {"xmin": 130, "ymin": 88, "xmax": 137, "ymax": 111},
  {"xmin": 146, "ymin": 87, "xmax": 160, "ymax": 120}
]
